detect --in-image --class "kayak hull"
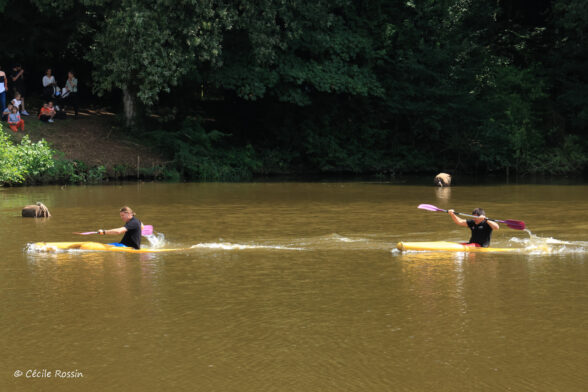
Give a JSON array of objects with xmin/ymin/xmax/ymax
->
[
  {"xmin": 32, "ymin": 242, "xmax": 181, "ymax": 253},
  {"xmin": 397, "ymin": 241, "xmax": 518, "ymax": 253}
]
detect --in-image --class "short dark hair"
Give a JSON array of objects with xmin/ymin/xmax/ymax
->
[{"xmin": 472, "ymin": 208, "xmax": 485, "ymax": 216}]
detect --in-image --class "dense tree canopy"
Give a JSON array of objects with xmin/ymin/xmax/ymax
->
[{"xmin": 1, "ymin": 0, "xmax": 587, "ymax": 179}]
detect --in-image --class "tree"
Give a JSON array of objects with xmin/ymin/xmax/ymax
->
[{"xmin": 87, "ymin": 0, "xmax": 232, "ymax": 130}]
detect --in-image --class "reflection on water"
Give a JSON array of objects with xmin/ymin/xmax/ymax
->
[
  {"xmin": 434, "ymin": 186, "xmax": 451, "ymax": 202},
  {"xmin": 2, "ymin": 183, "xmax": 588, "ymax": 392}
]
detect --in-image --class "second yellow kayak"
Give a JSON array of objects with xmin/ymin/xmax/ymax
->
[{"xmin": 397, "ymin": 241, "xmax": 520, "ymax": 253}]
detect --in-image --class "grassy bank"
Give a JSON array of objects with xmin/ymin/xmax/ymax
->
[{"xmin": 3, "ymin": 107, "xmax": 165, "ymax": 185}]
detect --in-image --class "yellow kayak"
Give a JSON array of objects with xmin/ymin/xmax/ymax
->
[
  {"xmin": 397, "ymin": 241, "xmax": 520, "ymax": 253},
  {"xmin": 32, "ymin": 242, "xmax": 184, "ymax": 253}
]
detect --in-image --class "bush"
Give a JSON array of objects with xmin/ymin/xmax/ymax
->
[
  {"xmin": 144, "ymin": 119, "xmax": 262, "ymax": 181},
  {"xmin": 0, "ymin": 127, "xmax": 55, "ymax": 186}
]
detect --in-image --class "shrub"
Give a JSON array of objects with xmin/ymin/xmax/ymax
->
[{"xmin": 0, "ymin": 127, "xmax": 55, "ymax": 186}]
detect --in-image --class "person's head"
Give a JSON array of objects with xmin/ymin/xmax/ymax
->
[
  {"xmin": 11, "ymin": 106, "xmax": 18, "ymax": 113},
  {"xmin": 119, "ymin": 206, "xmax": 135, "ymax": 222},
  {"xmin": 68, "ymin": 70, "xmax": 75, "ymax": 79},
  {"xmin": 6, "ymin": 103, "xmax": 13, "ymax": 110},
  {"xmin": 48, "ymin": 101, "xmax": 53, "ymax": 108},
  {"xmin": 14, "ymin": 92, "xmax": 21, "ymax": 99},
  {"xmin": 472, "ymin": 208, "xmax": 485, "ymax": 217},
  {"xmin": 46, "ymin": 68, "xmax": 52, "ymax": 76},
  {"xmin": 472, "ymin": 208, "xmax": 486, "ymax": 223}
]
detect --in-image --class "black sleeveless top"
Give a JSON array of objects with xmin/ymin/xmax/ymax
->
[{"xmin": 467, "ymin": 219, "xmax": 493, "ymax": 247}]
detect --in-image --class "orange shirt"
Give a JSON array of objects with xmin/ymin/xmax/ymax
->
[{"xmin": 39, "ymin": 107, "xmax": 55, "ymax": 118}]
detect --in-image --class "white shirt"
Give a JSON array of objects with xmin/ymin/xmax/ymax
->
[{"xmin": 42, "ymin": 75, "xmax": 56, "ymax": 87}]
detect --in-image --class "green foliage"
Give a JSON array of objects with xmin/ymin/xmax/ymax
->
[
  {"xmin": 42, "ymin": 153, "xmax": 109, "ymax": 184},
  {"xmin": 0, "ymin": 128, "xmax": 54, "ymax": 186},
  {"xmin": 144, "ymin": 119, "xmax": 261, "ymax": 181},
  {"xmin": 87, "ymin": 0, "xmax": 232, "ymax": 105},
  {"xmin": 6, "ymin": 0, "xmax": 588, "ymax": 178}
]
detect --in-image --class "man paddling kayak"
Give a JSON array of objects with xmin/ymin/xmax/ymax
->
[
  {"xmin": 449, "ymin": 208, "xmax": 499, "ymax": 247},
  {"xmin": 97, "ymin": 206, "xmax": 142, "ymax": 249}
]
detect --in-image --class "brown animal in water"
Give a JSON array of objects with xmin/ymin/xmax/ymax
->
[
  {"xmin": 22, "ymin": 202, "xmax": 51, "ymax": 218},
  {"xmin": 434, "ymin": 173, "xmax": 452, "ymax": 187}
]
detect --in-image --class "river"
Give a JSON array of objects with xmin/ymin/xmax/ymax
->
[{"xmin": 1, "ymin": 182, "xmax": 587, "ymax": 391}]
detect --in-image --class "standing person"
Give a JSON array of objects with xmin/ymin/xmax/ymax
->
[
  {"xmin": 97, "ymin": 206, "xmax": 143, "ymax": 249},
  {"xmin": 10, "ymin": 65, "xmax": 29, "ymax": 115},
  {"xmin": 448, "ymin": 208, "xmax": 499, "ymax": 248},
  {"xmin": 7, "ymin": 106, "xmax": 25, "ymax": 132},
  {"xmin": 10, "ymin": 64, "xmax": 25, "ymax": 95},
  {"xmin": 63, "ymin": 71, "xmax": 79, "ymax": 118},
  {"xmin": 42, "ymin": 68, "xmax": 58, "ymax": 100},
  {"xmin": 0, "ymin": 66, "xmax": 7, "ymax": 114}
]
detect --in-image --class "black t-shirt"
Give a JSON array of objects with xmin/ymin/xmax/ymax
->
[
  {"xmin": 467, "ymin": 219, "xmax": 493, "ymax": 247},
  {"xmin": 10, "ymin": 70, "xmax": 25, "ymax": 93},
  {"xmin": 121, "ymin": 216, "xmax": 142, "ymax": 249}
]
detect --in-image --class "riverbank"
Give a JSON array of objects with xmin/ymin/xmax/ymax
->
[{"xmin": 9, "ymin": 107, "xmax": 165, "ymax": 180}]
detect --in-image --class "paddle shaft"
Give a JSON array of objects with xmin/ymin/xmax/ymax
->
[
  {"xmin": 74, "ymin": 225, "xmax": 153, "ymax": 236},
  {"xmin": 417, "ymin": 204, "xmax": 525, "ymax": 229}
]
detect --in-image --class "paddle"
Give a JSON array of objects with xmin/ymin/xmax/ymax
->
[
  {"xmin": 417, "ymin": 204, "xmax": 526, "ymax": 230},
  {"xmin": 74, "ymin": 225, "xmax": 154, "ymax": 236}
]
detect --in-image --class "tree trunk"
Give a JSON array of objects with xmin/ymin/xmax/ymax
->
[{"xmin": 122, "ymin": 85, "xmax": 144, "ymax": 131}]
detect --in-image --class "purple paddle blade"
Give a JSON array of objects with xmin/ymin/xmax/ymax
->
[{"xmin": 417, "ymin": 204, "xmax": 446, "ymax": 212}]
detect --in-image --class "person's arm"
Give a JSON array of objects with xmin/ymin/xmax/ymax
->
[
  {"xmin": 12, "ymin": 70, "xmax": 23, "ymax": 81},
  {"xmin": 480, "ymin": 216, "xmax": 499, "ymax": 230},
  {"xmin": 449, "ymin": 209, "xmax": 468, "ymax": 227},
  {"xmin": 98, "ymin": 227, "xmax": 128, "ymax": 235}
]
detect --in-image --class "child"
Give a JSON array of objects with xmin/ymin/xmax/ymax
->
[
  {"xmin": 8, "ymin": 106, "xmax": 25, "ymax": 131},
  {"xmin": 11, "ymin": 92, "xmax": 29, "ymax": 116},
  {"xmin": 39, "ymin": 102, "xmax": 56, "ymax": 123},
  {"xmin": 2, "ymin": 103, "xmax": 13, "ymax": 121}
]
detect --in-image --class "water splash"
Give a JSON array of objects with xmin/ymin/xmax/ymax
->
[
  {"xmin": 509, "ymin": 229, "xmax": 588, "ymax": 255},
  {"xmin": 144, "ymin": 233, "xmax": 166, "ymax": 249},
  {"xmin": 190, "ymin": 242, "xmax": 304, "ymax": 251}
]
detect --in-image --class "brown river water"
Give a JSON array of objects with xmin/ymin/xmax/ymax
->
[{"xmin": 1, "ymin": 182, "xmax": 587, "ymax": 391}]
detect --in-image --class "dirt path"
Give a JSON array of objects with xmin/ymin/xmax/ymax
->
[{"xmin": 12, "ymin": 108, "xmax": 165, "ymax": 171}]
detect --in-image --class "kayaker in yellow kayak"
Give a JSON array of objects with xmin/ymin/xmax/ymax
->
[
  {"xmin": 97, "ymin": 206, "xmax": 142, "ymax": 249},
  {"xmin": 449, "ymin": 208, "xmax": 499, "ymax": 248}
]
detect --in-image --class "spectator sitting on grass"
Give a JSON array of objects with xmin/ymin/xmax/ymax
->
[
  {"xmin": 39, "ymin": 102, "xmax": 56, "ymax": 123},
  {"xmin": 11, "ymin": 92, "xmax": 29, "ymax": 116},
  {"xmin": 8, "ymin": 106, "xmax": 24, "ymax": 131},
  {"xmin": 2, "ymin": 103, "xmax": 13, "ymax": 121},
  {"xmin": 42, "ymin": 68, "xmax": 59, "ymax": 100}
]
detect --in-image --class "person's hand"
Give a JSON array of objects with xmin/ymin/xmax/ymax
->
[
  {"xmin": 98, "ymin": 229, "xmax": 105, "ymax": 235},
  {"xmin": 448, "ymin": 209, "xmax": 455, "ymax": 214}
]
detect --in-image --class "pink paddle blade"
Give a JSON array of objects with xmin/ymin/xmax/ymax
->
[
  {"xmin": 501, "ymin": 219, "xmax": 526, "ymax": 230},
  {"xmin": 74, "ymin": 231, "xmax": 98, "ymax": 235},
  {"xmin": 417, "ymin": 204, "xmax": 445, "ymax": 212},
  {"xmin": 141, "ymin": 225, "xmax": 153, "ymax": 236}
]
